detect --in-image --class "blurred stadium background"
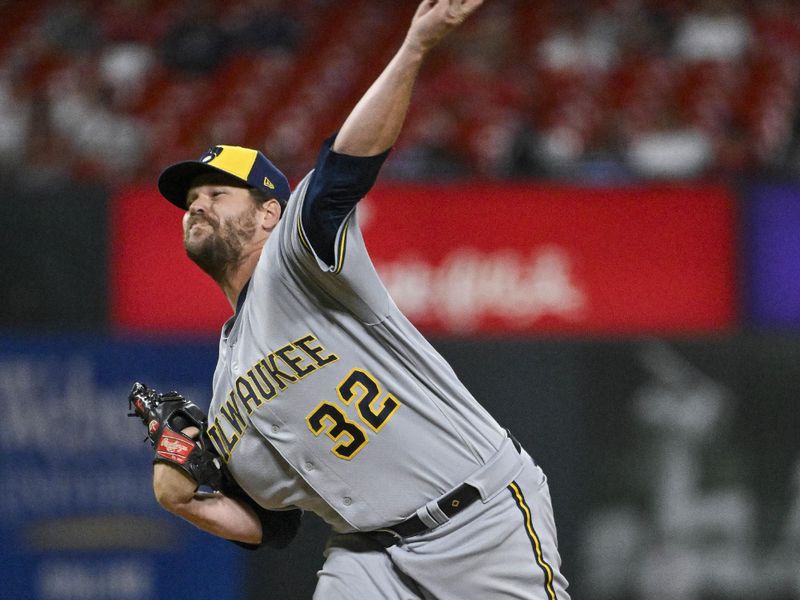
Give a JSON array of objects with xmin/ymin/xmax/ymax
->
[{"xmin": 2, "ymin": 0, "xmax": 800, "ymax": 598}]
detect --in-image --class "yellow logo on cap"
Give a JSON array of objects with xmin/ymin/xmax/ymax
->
[{"xmin": 263, "ymin": 177, "xmax": 275, "ymax": 190}]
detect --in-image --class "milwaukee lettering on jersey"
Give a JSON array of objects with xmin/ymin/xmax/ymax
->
[{"xmin": 207, "ymin": 333, "xmax": 338, "ymax": 461}]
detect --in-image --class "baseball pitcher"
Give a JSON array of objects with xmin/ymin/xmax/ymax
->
[{"xmin": 130, "ymin": 2, "xmax": 570, "ymax": 598}]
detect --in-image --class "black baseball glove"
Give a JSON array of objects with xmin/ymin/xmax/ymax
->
[
  {"xmin": 128, "ymin": 381, "xmax": 224, "ymax": 490},
  {"xmin": 128, "ymin": 381, "xmax": 302, "ymax": 548}
]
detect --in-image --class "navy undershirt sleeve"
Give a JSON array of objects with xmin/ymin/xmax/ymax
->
[{"xmin": 302, "ymin": 134, "xmax": 391, "ymax": 266}]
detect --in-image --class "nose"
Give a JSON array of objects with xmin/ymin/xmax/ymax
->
[{"xmin": 188, "ymin": 193, "xmax": 210, "ymax": 215}]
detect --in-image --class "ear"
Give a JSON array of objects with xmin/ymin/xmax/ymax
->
[{"xmin": 259, "ymin": 199, "xmax": 283, "ymax": 231}]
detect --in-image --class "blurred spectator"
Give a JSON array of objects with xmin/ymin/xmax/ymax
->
[
  {"xmin": 537, "ymin": 123, "xmax": 588, "ymax": 175},
  {"xmin": 262, "ymin": 107, "xmax": 316, "ymax": 182},
  {"xmin": 573, "ymin": 111, "xmax": 632, "ymax": 182},
  {"xmin": 98, "ymin": 43, "xmax": 155, "ymax": 110},
  {"xmin": 673, "ymin": 0, "xmax": 752, "ymax": 62},
  {"xmin": 0, "ymin": 69, "xmax": 31, "ymax": 166},
  {"xmin": 467, "ymin": 111, "xmax": 528, "ymax": 178},
  {"xmin": 537, "ymin": 2, "xmax": 620, "ymax": 73},
  {"xmin": 99, "ymin": 0, "xmax": 170, "ymax": 45},
  {"xmin": 96, "ymin": 0, "xmax": 161, "ymax": 110},
  {"xmin": 712, "ymin": 119, "xmax": 755, "ymax": 176},
  {"xmin": 443, "ymin": 1, "xmax": 514, "ymax": 73},
  {"xmin": 225, "ymin": 0, "xmax": 305, "ymax": 53},
  {"xmin": 159, "ymin": 0, "xmax": 229, "ymax": 73},
  {"xmin": 0, "ymin": 0, "xmax": 798, "ymax": 184},
  {"xmin": 23, "ymin": 90, "xmax": 74, "ymax": 185},
  {"xmin": 46, "ymin": 63, "xmax": 146, "ymax": 177},
  {"xmin": 616, "ymin": 1, "xmax": 676, "ymax": 59},
  {"xmin": 504, "ymin": 123, "xmax": 548, "ymax": 179},
  {"xmin": 626, "ymin": 103, "xmax": 713, "ymax": 179},
  {"xmin": 39, "ymin": 0, "xmax": 103, "ymax": 56},
  {"xmin": 384, "ymin": 106, "xmax": 472, "ymax": 181}
]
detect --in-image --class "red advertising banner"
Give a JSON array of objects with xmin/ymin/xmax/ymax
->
[{"xmin": 111, "ymin": 183, "xmax": 736, "ymax": 336}]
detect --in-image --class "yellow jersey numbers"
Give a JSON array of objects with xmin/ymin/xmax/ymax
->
[{"xmin": 306, "ymin": 368, "xmax": 401, "ymax": 459}]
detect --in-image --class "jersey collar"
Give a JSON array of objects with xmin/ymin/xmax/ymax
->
[{"xmin": 223, "ymin": 279, "xmax": 251, "ymax": 338}]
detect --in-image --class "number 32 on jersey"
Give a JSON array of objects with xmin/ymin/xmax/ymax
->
[{"xmin": 305, "ymin": 368, "xmax": 400, "ymax": 459}]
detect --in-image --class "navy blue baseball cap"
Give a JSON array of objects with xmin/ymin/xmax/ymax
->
[{"xmin": 158, "ymin": 145, "xmax": 291, "ymax": 209}]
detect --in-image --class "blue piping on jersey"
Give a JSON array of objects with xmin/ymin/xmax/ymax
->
[{"xmin": 224, "ymin": 279, "xmax": 250, "ymax": 337}]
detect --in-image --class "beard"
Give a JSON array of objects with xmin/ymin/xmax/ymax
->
[{"xmin": 184, "ymin": 208, "xmax": 258, "ymax": 283}]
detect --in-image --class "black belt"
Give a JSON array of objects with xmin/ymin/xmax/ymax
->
[
  {"xmin": 372, "ymin": 432, "xmax": 522, "ymax": 545},
  {"xmin": 381, "ymin": 482, "xmax": 482, "ymax": 540}
]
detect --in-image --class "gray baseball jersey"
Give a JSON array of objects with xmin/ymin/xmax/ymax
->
[{"xmin": 205, "ymin": 171, "xmax": 508, "ymax": 533}]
